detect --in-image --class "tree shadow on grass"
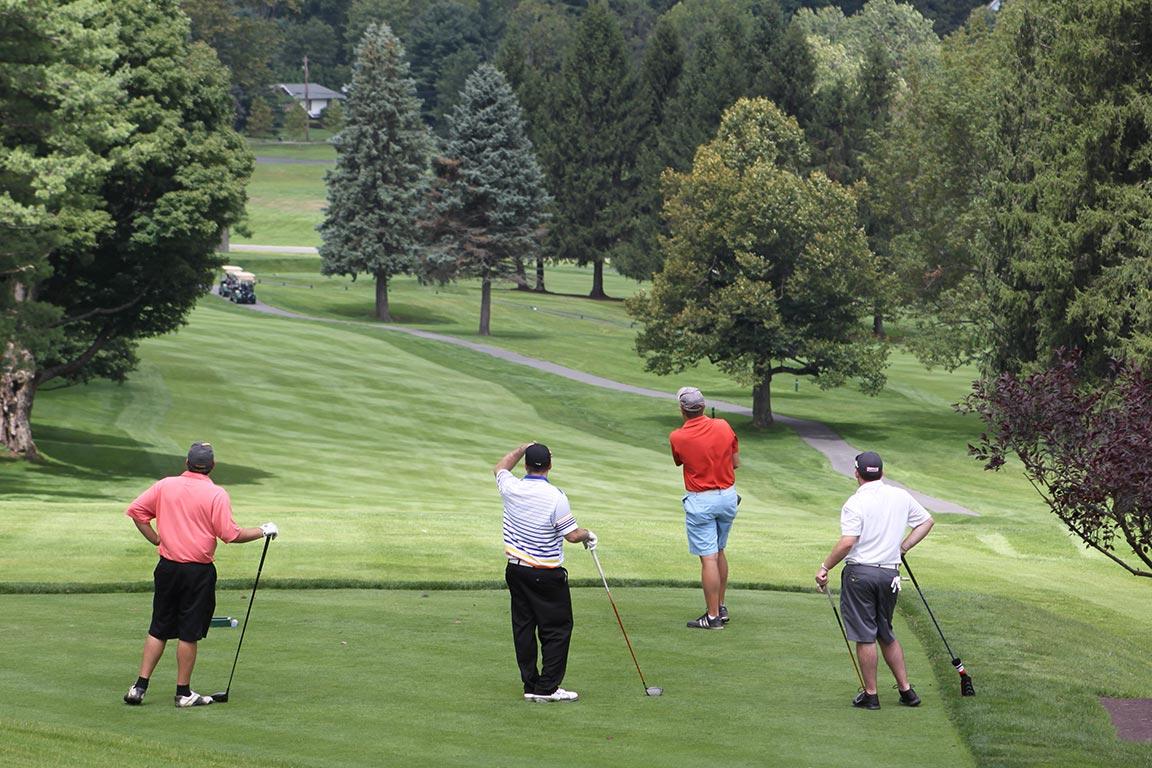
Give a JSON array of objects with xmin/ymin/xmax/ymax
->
[{"xmin": 13, "ymin": 426, "xmax": 275, "ymax": 497}]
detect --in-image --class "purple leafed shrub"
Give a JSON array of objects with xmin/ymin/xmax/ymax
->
[{"xmin": 962, "ymin": 352, "xmax": 1152, "ymax": 578}]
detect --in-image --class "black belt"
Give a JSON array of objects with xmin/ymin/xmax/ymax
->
[{"xmin": 507, "ymin": 558, "xmax": 555, "ymax": 569}]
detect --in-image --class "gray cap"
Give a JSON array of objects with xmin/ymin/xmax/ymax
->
[
  {"xmin": 677, "ymin": 386, "xmax": 705, "ymax": 413},
  {"xmin": 187, "ymin": 442, "xmax": 215, "ymax": 472}
]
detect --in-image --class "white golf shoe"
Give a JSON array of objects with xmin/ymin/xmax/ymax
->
[{"xmin": 526, "ymin": 688, "xmax": 579, "ymax": 702}]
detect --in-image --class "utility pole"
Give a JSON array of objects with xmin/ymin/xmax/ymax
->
[{"xmin": 302, "ymin": 55, "xmax": 311, "ymax": 142}]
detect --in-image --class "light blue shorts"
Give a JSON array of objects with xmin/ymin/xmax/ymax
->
[{"xmin": 682, "ymin": 487, "xmax": 738, "ymax": 556}]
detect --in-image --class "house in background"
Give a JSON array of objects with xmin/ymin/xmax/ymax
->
[{"xmin": 277, "ymin": 83, "xmax": 345, "ymax": 118}]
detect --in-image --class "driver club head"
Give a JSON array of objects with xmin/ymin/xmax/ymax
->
[
  {"xmin": 645, "ymin": 686, "xmax": 663, "ymax": 697},
  {"xmin": 209, "ymin": 691, "xmax": 229, "ymax": 703}
]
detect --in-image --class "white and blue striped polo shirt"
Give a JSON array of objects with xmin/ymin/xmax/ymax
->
[{"xmin": 497, "ymin": 469, "xmax": 577, "ymax": 567}]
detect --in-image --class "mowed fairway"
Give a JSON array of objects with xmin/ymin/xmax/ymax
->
[{"xmin": 3, "ymin": 265, "xmax": 1152, "ymax": 765}]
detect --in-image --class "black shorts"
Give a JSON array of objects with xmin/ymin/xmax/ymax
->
[
  {"xmin": 840, "ymin": 564, "xmax": 900, "ymax": 644},
  {"xmin": 149, "ymin": 558, "xmax": 217, "ymax": 643}
]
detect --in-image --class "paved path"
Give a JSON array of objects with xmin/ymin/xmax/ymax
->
[
  {"xmin": 229, "ymin": 244, "xmax": 319, "ymax": 254},
  {"xmin": 221, "ymin": 291, "xmax": 976, "ymax": 515}
]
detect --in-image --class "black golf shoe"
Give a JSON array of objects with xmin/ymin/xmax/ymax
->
[
  {"xmin": 123, "ymin": 685, "xmax": 145, "ymax": 705},
  {"xmin": 718, "ymin": 604, "xmax": 730, "ymax": 624},
  {"xmin": 898, "ymin": 687, "xmax": 921, "ymax": 707},
  {"xmin": 686, "ymin": 613, "xmax": 724, "ymax": 629},
  {"xmin": 852, "ymin": 691, "xmax": 880, "ymax": 710}
]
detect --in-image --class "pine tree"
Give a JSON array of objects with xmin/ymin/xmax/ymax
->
[
  {"xmin": 318, "ymin": 22, "xmax": 430, "ymax": 322},
  {"xmin": 422, "ymin": 64, "xmax": 550, "ymax": 336},
  {"xmin": 282, "ymin": 102, "xmax": 310, "ymax": 140},
  {"xmin": 246, "ymin": 97, "xmax": 276, "ymax": 138},
  {"xmin": 544, "ymin": 2, "xmax": 641, "ymax": 299}
]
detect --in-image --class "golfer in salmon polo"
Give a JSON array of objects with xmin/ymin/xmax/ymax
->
[
  {"xmin": 123, "ymin": 442, "xmax": 278, "ymax": 708},
  {"xmin": 669, "ymin": 387, "xmax": 740, "ymax": 629}
]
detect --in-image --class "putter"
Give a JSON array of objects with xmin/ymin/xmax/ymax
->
[
  {"xmin": 212, "ymin": 534, "xmax": 273, "ymax": 703},
  {"xmin": 901, "ymin": 554, "xmax": 975, "ymax": 696},
  {"xmin": 822, "ymin": 586, "xmax": 865, "ymax": 691},
  {"xmin": 589, "ymin": 548, "xmax": 663, "ymax": 697}
]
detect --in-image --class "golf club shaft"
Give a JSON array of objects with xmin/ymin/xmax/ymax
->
[
  {"xmin": 590, "ymin": 549, "xmax": 650, "ymax": 690},
  {"xmin": 223, "ymin": 534, "xmax": 272, "ymax": 696},
  {"xmin": 823, "ymin": 587, "xmax": 865, "ymax": 691},
  {"xmin": 900, "ymin": 554, "xmax": 958, "ymax": 660}
]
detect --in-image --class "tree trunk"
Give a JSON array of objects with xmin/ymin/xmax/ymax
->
[
  {"xmin": 873, "ymin": 309, "xmax": 886, "ymax": 339},
  {"xmin": 751, "ymin": 374, "xmax": 774, "ymax": 429},
  {"xmin": 534, "ymin": 254, "xmax": 546, "ymax": 292},
  {"xmin": 1, "ymin": 341, "xmax": 40, "ymax": 460},
  {"xmin": 514, "ymin": 257, "xmax": 530, "ymax": 291},
  {"xmin": 479, "ymin": 275, "xmax": 492, "ymax": 336},
  {"xmin": 589, "ymin": 257, "xmax": 607, "ymax": 299},
  {"xmin": 374, "ymin": 271, "xmax": 392, "ymax": 322}
]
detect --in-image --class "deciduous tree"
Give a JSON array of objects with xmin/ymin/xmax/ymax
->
[
  {"xmin": 2, "ymin": 0, "xmax": 253, "ymax": 458},
  {"xmin": 628, "ymin": 98, "xmax": 887, "ymax": 427}
]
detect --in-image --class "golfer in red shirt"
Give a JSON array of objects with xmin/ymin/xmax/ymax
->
[
  {"xmin": 669, "ymin": 387, "xmax": 740, "ymax": 629},
  {"xmin": 122, "ymin": 442, "xmax": 278, "ymax": 707}
]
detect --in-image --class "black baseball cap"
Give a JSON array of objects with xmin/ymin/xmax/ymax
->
[
  {"xmin": 525, "ymin": 443, "xmax": 551, "ymax": 470},
  {"xmin": 187, "ymin": 442, "xmax": 215, "ymax": 472},
  {"xmin": 854, "ymin": 451, "xmax": 883, "ymax": 480}
]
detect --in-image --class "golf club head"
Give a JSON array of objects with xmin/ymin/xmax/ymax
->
[
  {"xmin": 645, "ymin": 686, "xmax": 663, "ymax": 697},
  {"xmin": 960, "ymin": 674, "xmax": 975, "ymax": 697},
  {"xmin": 210, "ymin": 691, "xmax": 229, "ymax": 703}
]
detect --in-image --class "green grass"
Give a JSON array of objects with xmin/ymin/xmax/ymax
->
[{"xmin": 1, "ymin": 589, "xmax": 975, "ymax": 768}]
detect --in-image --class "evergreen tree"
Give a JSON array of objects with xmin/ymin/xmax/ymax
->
[
  {"xmin": 406, "ymin": 0, "xmax": 485, "ymax": 132},
  {"xmin": 421, "ymin": 64, "xmax": 550, "ymax": 336},
  {"xmin": 282, "ymin": 102, "xmax": 311, "ymax": 140},
  {"xmin": 318, "ymin": 22, "xmax": 430, "ymax": 322},
  {"xmin": 246, "ymin": 97, "xmax": 276, "ymax": 137},
  {"xmin": 321, "ymin": 97, "xmax": 345, "ymax": 131},
  {"xmin": 615, "ymin": 16, "xmax": 684, "ymax": 281},
  {"xmin": 545, "ymin": 1, "xmax": 641, "ymax": 299}
]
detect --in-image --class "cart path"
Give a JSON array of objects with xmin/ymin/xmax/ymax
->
[{"xmin": 225, "ymin": 292, "xmax": 976, "ymax": 516}]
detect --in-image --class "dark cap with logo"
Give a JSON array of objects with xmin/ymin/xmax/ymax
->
[
  {"xmin": 524, "ymin": 443, "xmax": 551, "ymax": 470},
  {"xmin": 854, "ymin": 451, "xmax": 883, "ymax": 480},
  {"xmin": 187, "ymin": 442, "xmax": 215, "ymax": 473}
]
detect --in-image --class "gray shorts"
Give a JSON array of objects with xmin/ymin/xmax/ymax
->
[{"xmin": 840, "ymin": 564, "xmax": 899, "ymax": 644}]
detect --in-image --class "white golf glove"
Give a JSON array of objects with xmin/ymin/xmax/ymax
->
[
  {"xmin": 260, "ymin": 522, "xmax": 279, "ymax": 540},
  {"xmin": 583, "ymin": 531, "xmax": 598, "ymax": 550},
  {"xmin": 890, "ymin": 575, "xmax": 901, "ymax": 594}
]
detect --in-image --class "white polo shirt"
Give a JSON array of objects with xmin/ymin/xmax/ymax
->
[
  {"xmin": 841, "ymin": 479, "xmax": 932, "ymax": 567},
  {"xmin": 497, "ymin": 470, "xmax": 577, "ymax": 567}
]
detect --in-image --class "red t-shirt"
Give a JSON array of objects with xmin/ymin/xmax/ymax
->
[
  {"xmin": 669, "ymin": 416, "xmax": 739, "ymax": 492},
  {"xmin": 125, "ymin": 472, "xmax": 242, "ymax": 563}
]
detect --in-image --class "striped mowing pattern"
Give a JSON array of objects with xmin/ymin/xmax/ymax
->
[{"xmin": 497, "ymin": 470, "xmax": 577, "ymax": 567}]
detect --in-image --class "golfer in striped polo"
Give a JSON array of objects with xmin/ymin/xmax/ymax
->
[{"xmin": 495, "ymin": 442, "xmax": 596, "ymax": 702}]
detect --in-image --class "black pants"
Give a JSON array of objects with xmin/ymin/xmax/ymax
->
[{"xmin": 505, "ymin": 563, "xmax": 573, "ymax": 695}]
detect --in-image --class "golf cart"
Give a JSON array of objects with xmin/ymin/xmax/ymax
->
[
  {"xmin": 219, "ymin": 265, "xmax": 243, "ymax": 298},
  {"xmin": 229, "ymin": 271, "xmax": 257, "ymax": 304}
]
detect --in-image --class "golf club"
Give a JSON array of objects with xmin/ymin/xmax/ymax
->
[
  {"xmin": 822, "ymin": 586, "xmax": 865, "ymax": 691},
  {"xmin": 211, "ymin": 534, "xmax": 273, "ymax": 703},
  {"xmin": 589, "ymin": 548, "xmax": 662, "ymax": 697},
  {"xmin": 900, "ymin": 554, "xmax": 975, "ymax": 696}
]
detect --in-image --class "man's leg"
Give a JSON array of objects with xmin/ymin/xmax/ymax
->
[
  {"xmin": 535, "ymin": 569, "xmax": 574, "ymax": 694},
  {"xmin": 879, "ymin": 637, "xmax": 911, "ymax": 690},
  {"xmin": 716, "ymin": 549, "xmax": 729, "ymax": 609},
  {"xmin": 700, "ymin": 554, "xmax": 722, "ymax": 618},
  {"xmin": 176, "ymin": 640, "xmax": 198, "ymax": 686},
  {"xmin": 137, "ymin": 634, "xmax": 167, "ymax": 679},
  {"xmin": 855, "ymin": 641, "xmax": 880, "ymax": 694},
  {"xmin": 506, "ymin": 565, "xmax": 541, "ymax": 693}
]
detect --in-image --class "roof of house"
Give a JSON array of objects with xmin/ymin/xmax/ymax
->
[{"xmin": 278, "ymin": 83, "xmax": 345, "ymax": 101}]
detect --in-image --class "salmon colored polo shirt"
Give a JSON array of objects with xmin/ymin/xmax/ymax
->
[
  {"xmin": 669, "ymin": 415, "xmax": 739, "ymax": 492},
  {"xmin": 125, "ymin": 471, "xmax": 242, "ymax": 564}
]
